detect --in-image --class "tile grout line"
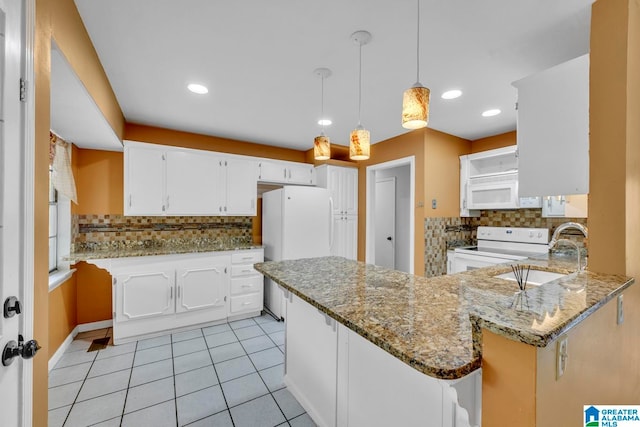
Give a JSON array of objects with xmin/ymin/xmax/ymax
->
[
  {"xmin": 199, "ymin": 325, "xmax": 237, "ymax": 427},
  {"xmin": 117, "ymin": 338, "xmax": 139, "ymax": 426},
  {"xmin": 229, "ymin": 318, "xmax": 292, "ymax": 424},
  {"xmin": 170, "ymin": 331, "xmax": 179, "ymax": 427}
]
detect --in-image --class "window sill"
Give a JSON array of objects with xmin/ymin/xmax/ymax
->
[{"xmin": 49, "ymin": 269, "xmax": 76, "ymax": 292}]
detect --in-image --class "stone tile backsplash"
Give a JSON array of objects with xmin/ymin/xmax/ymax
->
[
  {"xmin": 73, "ymin": 214, "xmax": 253, "ymax": 252},
  {"xmin": 424, "ymin": 210, "xmax": 588, "ymax": 277}
]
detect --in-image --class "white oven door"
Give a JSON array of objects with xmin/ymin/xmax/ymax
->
[{"xmin": 453, "ymin": 252, "xmax": 513, "ymax": 273}]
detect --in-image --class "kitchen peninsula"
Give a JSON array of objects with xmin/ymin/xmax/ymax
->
[{"xmin": 255, "ymin": 256, "xmax": 634, "ymax": 427}]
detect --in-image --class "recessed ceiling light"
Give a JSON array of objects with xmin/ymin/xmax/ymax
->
[
  {"xmin": 441, "ymin": 89, "xmax": 462, "ymax": 100},
  {"xmin": 318, "ymin": 119, "xmax": 332, "ymax": 126},
  {"xmin": 187, "ymin": 83, "xmax": 208, "ymax": 94},
  {"xmin": 482, "ymin": 109, "xmax": 501, "ymax": 117}
]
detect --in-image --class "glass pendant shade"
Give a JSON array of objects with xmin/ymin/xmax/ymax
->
[
  {"xmin": 314, "ymin": 135, "xmax": 331, "ymax": 160},
  {"xmin": 349, "ymin": 126, "xmax": 370, "ymax": 160},
  {"xmin": 402, "ymin": 84, "xmax": 430, "ymax": 129}
]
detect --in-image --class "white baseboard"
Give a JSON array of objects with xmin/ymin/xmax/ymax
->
[
  {"xmin": 77, "ymin": 319, "xmax": 113, "ymax": 333},
  {"xmin": 48, "ymin": 319, "xmax": 114, "ymax": 372}
]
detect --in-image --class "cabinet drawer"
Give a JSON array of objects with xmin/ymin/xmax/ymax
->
[
  {"xmin": 231, "ymin": 276, "xmax": 263, "ymax": 296},
  {"xmin": 231, "ymin": 264, "xmax": 260, "ymax": 277},
  {"xmin": 231, "ymin": 251, "xmax": 263, "ymax": 264},
  {"xmin": 230, "ymin": 293, "xmax": 262, "ymax": 314}
]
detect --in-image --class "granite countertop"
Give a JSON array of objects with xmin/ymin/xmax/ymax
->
[
  {"xmin": 254, "ymin": 256, "xmax": 633, "ymax": 380},
  {"xmin": 66, "ymin": 239, "xmax": 263, "ymax": 263}
]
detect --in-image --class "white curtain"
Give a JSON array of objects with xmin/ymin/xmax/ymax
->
[{"xmin": 51, "ymin": 134, "xmax": 78, "ymax": 204}]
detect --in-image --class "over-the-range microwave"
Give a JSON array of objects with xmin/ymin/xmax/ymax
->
[{"xmin": 466, "ymin": 171, "xmax": 519, "ymax": 210}]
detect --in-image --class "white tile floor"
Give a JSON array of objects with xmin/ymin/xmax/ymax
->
[{"xmin": 48, "ymin": 314, "xmax": 316, "ymax": 427}]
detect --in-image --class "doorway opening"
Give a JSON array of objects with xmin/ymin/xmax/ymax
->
[{"xmin": 365, "ymin": 156, "xmax": 415, "ymax": 274}]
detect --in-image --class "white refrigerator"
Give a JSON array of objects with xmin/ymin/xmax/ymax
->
[{"xmin": 262, "ymin": 186, "xmax": 332, "ymax": 319}]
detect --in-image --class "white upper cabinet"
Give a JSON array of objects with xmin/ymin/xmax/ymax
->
[
  {"xmin": 225, "ymin": 158, "xmax": 257, "ymax": 215},
  {"xmin": 513, "ymin": 54, "xmax": 589, "ymax": 197},
  {"xmin": 165, "ymin": 149, "xmax": 223, "ymax": 215},
  {"xmin": 124, "ymin": 141, "xmax": 258, "ymax": 216},
  {"xmin": 316, "ymin": 165, "xmax": 358, "ymax": 216},
  {"xmin": 258, "ymin": 159, "xmax": 316, "ymax": 185},
  {"xmin": 124, "ymin": 143, "xmax": 166, "ymax": 215},
  {"xmin": 464, "ymin": 146, "xmax": 520, "ymax": 210}
]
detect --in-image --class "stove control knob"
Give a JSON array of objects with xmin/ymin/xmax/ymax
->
[
  {"xmin": 538, "ymin": 232, "xmax": 543, "ymax": 238},
  {"xmin": 529, "ymin": 231, "xmax": 534, "ymax": 238}
]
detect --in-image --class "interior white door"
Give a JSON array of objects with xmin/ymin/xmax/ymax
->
[
  {"xmin": 0, "ymin": 0, "xmax": 29, "ymax": 424},
  {"xmin": 374, "ymin": 178, "xmax": 396, "ymax": 269}
]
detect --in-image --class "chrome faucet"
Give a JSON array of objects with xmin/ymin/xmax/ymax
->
[{"xmin": 548, "ymin": 222, "xmax": 588, "ymax": 271}]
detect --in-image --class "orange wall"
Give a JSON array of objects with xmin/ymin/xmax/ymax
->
[
  {"xmin": 48, "ymin": 277, "xmax": 77, "ymax": 356},
  {"xmin": 470, "ymin": 130, "xmax": 516, "ymax": 153},
  {"xmin": 75, "ymin": 149, "xmax": 124, "ymax": 215},
  {"xmin": 75, "ymin": 263, "xmax": 114, "ymax": 324},
  {"xmin": 424, "ymin": 129, "xmax": 471, "ymax": 218},
  {"xmin": 481, "ymin": 330, "xmax": 537, "ymax": 427},
  {"xmin": 125, "ymin": 123, "xmax": 307, "ymax": 163}
]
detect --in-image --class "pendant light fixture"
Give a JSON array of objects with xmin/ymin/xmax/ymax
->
[
  {"xmin": 402, "ymin": 0, "xmax": 430, "ymax": 129},
  {"xmin": 313, "ymin": 68, "xmax": 332, "ymax": 161},
  {"xmin": 350, "ymin": 30, "xmax": 372, "ymax": 161}
]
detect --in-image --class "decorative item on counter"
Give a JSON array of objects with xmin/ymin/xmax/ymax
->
[
  {"xmin": 511, "ymin": 264, "xmax": 531, "ymax": 291},
  {"xmin": 349, "ymin": 30, "xmax": 372, "ymax": 161},
  {"xmin": 313, "ymin": 68, "xmax": 332, "ymax": 160},
  {"xmin": 401, "ymin": 0, "xmax": 430, "ymax": 129}
]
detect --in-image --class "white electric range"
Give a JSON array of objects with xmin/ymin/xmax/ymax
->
[{"xmin": 452, "ymin": 226, "xmax": 550, "ymax": 273}]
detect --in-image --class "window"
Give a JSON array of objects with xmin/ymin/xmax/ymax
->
[{"xmin": 49, "ymin": 165, "xmax": 58, "ymax": 272}]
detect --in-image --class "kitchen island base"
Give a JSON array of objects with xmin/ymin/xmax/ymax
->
[{"xmin": 284, "ymin": 292, "xmax": 481, "ymax": 427}]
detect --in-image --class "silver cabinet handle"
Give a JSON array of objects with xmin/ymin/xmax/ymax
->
[
  {"xmin": 129, "ymin": 195, "xmax": 132, "ymax": 207},
  {"xmin": 166, "ymin": 195, "xmax": 170, "ymax": 210},
  {"xmin": 177, "ymin": 286, "xmax": 181, "ymax": 298},
  {"xmin": 284, "ymin": 169, "xmax": 287, "ymax": 179},
  {"xmin": 169, "ymin": 287, "xmax": 173, "ymax": 299}
]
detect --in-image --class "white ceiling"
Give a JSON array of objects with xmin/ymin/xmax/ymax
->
[{"xmin": 69, "ymin": 0, "xmax": 593, "ymax": 152}]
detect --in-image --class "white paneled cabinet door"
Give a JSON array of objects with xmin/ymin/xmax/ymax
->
[
  {"xmin": 258, "ymin": 161, "xmax": 286, "ymax": 182},
  {"xmin": 327, "ymin": 167, "xmax": 342, "ymax": 215},
  {"xmin": 343, "ymin": 216, "xmax": 358, "ymax": 260},
  {"xmin": 176, "ymin": 258, "xmax": 228, "ymax": 320},
  {"xmin": 330, "ymin": 216, "xmax": 343, "ymax": 257},
  {"xmin": 342, "ymin": 168, "xmax": 358, "ymax": 215},
  {"xmin": 226, "ymin": 158, "xmax": 257, "ymax": 215},
  {"xmin": 125, "ymin": 143, "xmax": 165, "ymax": 215},
  {"xmin": 165, "ymin": 150, "xmax": 222, "ymax": 215},
  {"xmin": 287, "ymin": 163, "xmax": 315, "ymax": 185},
  {"xmin": 115, "ymin": 270, "xmax": 175, "ymax": 321}
]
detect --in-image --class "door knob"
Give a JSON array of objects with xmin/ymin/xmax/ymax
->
[
  {"xmin": 2, "ymin": 335, "xmax": 41, "ymax": 366},
  {"xmin": 4, "ymin": 296, "xmax": 22, "ymax": 318},
  {"xmin": 386, "ymin": 236, "xmax": 392, "ymax": 241}
]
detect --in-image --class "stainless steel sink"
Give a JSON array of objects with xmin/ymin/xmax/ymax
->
[{"xmin": 494, "ymin": 269, "xmax": 567, "ymax": 286}]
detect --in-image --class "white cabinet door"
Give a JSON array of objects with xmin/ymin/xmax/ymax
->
[
  {"xmin": 341, "ymin": 168, "xmax": 358, "ymax": 215},
  {"xmin": 258, "ymin": 160, "xmax": 287, "ymax": 182},
  {"xmin": 514, "ymin": 54, "xmax": 589, "ymax": 196},
  {"xmin": 226, "ymin": 158, "xmax": 257, "ymax": 215},
  {"xmin": 166, "ymin": 150, "xmax": 223, "ymax": 215},
  {"xmin": 330, "ymin": 216, "xmax": 357, "ymax": 260},
  {"xmin": 124, "ymin": 143, "xmax": 165, "ymax": 215},
  {"xmin": 343, "ymin": 216, "xmax": 358, "ymax": 260},
  {"xmin": 115, "ymin": 270, "xmax": 174, "ymax": 321},
  {"xmin": 287, "ymin": 163, "xmax": 315, "ymax": 185},
  {"xmin": 326, "ymin": 166, "xmax": 342, "ymax": 215},
  {"xmin": 285, "ymin": 294, "xmax": 338, "ymax": 427},
  {"xmin": 175, "ymin": 258, "xmax": 228, "ymax": 319}
]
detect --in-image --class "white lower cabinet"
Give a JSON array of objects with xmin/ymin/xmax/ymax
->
[
  {"xmin": 229, "ymin": 249, "xmax": 264, "ymax": 319},
  {"xmin": 331, "ymin": 215, "xmax": 357, "ymax": 260},
  {"xmin": 285, "ymin": 293, "xmax": 338, "ymax": 427},
  {"xmin": 284, "ymin": 293, "xmax": 481, "ymax": 427},
  {"xmin": 175, "ymin": 258, "xmax": 229, "ymax": 316},
  {"xmin": 115, "ymin": 270, "xmax": 174, "ymax": 321},
  {"xmin": 93, "ymin": 249, "xmax": 263, "ymax": 344}
]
